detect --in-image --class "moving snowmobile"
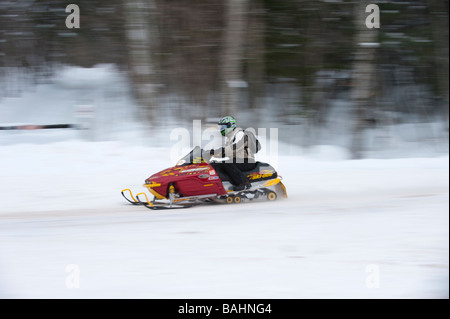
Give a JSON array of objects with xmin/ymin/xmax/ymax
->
[{"xmin": 121, "ymin": 146, "xmax": 287, "ymax": 210}]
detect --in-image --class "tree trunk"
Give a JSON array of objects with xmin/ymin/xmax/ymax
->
[
  {"xmin": 246, "ymin": 0, "xmax": 266, "ymax": 111},
  {"xmin": 350, "ymin": 0, "xmax": 379, "ymax": 159},
  {"xmin": 428, "ymin": 0, "xmax": 449, "ymax": 131},
  {"xmin": 220, "ymin": 0, "xmax": 249, "ymax": 116},
  {"xmin": 124, "ymin": 0, "xmax": 159, "ymax": 122},
  {"xmin": 302, "ymin": 2, "xmax": 326, "ymax": 147}
]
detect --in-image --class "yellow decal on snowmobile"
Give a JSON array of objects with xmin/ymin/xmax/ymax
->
[
  {"xmin": 143, "ymin": 183, "xmax": 166, "ymax": 200},
  {"xmin": 144, "ymin": 182, "xmax": 161, "ymax": 188},
  {"xmin": 279, "ymin": 182, "xmax": 288, "ymax": 198},
  {"xmin": 249, "ymin": 173, "xmax": 274, "ymax": 180},
  {"xmin": 263, "ymin": 178, "xmax": 281, "ymax": 187},
  {"xmin": 192, "ymin": 156, "xmax": 204, "ymax": 163}
]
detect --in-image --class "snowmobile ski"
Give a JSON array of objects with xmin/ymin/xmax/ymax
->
[{"xmin": 136, "ymin": 192, "xmax": 194, "ymax": 210}]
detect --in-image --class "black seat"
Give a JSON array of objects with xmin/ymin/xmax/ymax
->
[
  {"xmin": 211, "ymin": 162, "xmax": 277, "ymax": 183},
  {"xmin": 244, "ymin": 162, "xmax": 277, "ymax": 181},
  {"xmin": 242, "ymin": 162, "xmax": 271, "ymax": 173}
]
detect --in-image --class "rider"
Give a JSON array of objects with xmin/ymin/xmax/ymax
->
[{"xmin": 209, "ymin": 116, "xmax": 260, "ymax": 191}]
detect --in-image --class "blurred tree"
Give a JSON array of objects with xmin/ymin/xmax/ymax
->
[
  {"xmin": 157, "ymin": 0, "xmax": 223, "ymax": 110},
  {"xmin": 124, "ymin": 0, "xmax": 160, "ymax": 121},
  {"xmin": 428, "ymin": 0, "xmax": 449, "ymax": 130},
  {"xmin": 0, "ymin": 0, "xmax": 447, "ymax": 153},
  {"xmin": 350, "ymin": 0, "xmax": 379, "ymax": 159},
  {"xmin": 245, "ymin": 0, "xmax": 266, "ymax": 110},
  {"xmin": 220, "ymin": 0, "xmax": 249, "ymax": 115}
]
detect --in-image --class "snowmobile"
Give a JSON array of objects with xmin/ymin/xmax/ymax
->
[{"xmin": 121, "ymin": 146, "xmax": 287, "ymax": 210}]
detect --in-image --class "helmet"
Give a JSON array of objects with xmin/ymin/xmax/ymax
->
[{"xmin": 218, "ymin": 116, "xmax": 237, "ymax": 136}]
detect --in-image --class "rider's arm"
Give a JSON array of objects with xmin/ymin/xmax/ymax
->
[{"xmin": 211, "ymin": 130, "xmax": 246, "ymax": 158}]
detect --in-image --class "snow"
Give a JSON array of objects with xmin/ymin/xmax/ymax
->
[
  {"xmin": 0, "ymin": 141, "xmax": 448, "ymax": 298},
  {"xmin": 0, "ymin": 64, "xmax": 448, "ymax": 298},
  {"xmin": 53, "ymin": 64, "xmax": 121, "ymax": 89}
]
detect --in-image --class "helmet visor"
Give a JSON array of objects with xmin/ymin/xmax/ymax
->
[{"xmin": 218, "ymin": 124, "xmax": 229, "ymax": 136}]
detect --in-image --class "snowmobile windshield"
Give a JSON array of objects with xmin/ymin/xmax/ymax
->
[{"xmin": 175, "ymin": 146, "xmax": 208, "ymax": 166}]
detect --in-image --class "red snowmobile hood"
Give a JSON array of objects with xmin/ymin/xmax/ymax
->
[{"xmin": 145, "ymin": 162, "xmax": 215, "ymax": 183}]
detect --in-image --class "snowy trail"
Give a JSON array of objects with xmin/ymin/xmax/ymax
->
[
  {"xmin": 0, "ymin": 191, "xmax": 447, "ymax": 298},
  {"xmin": 0, "ymin": 142, "xmax": 448, "ymax": 298}
]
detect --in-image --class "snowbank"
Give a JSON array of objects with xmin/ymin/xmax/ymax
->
[{"xmin": 53, "ymin": 64, "xmax": 122, "ymax": 89}]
